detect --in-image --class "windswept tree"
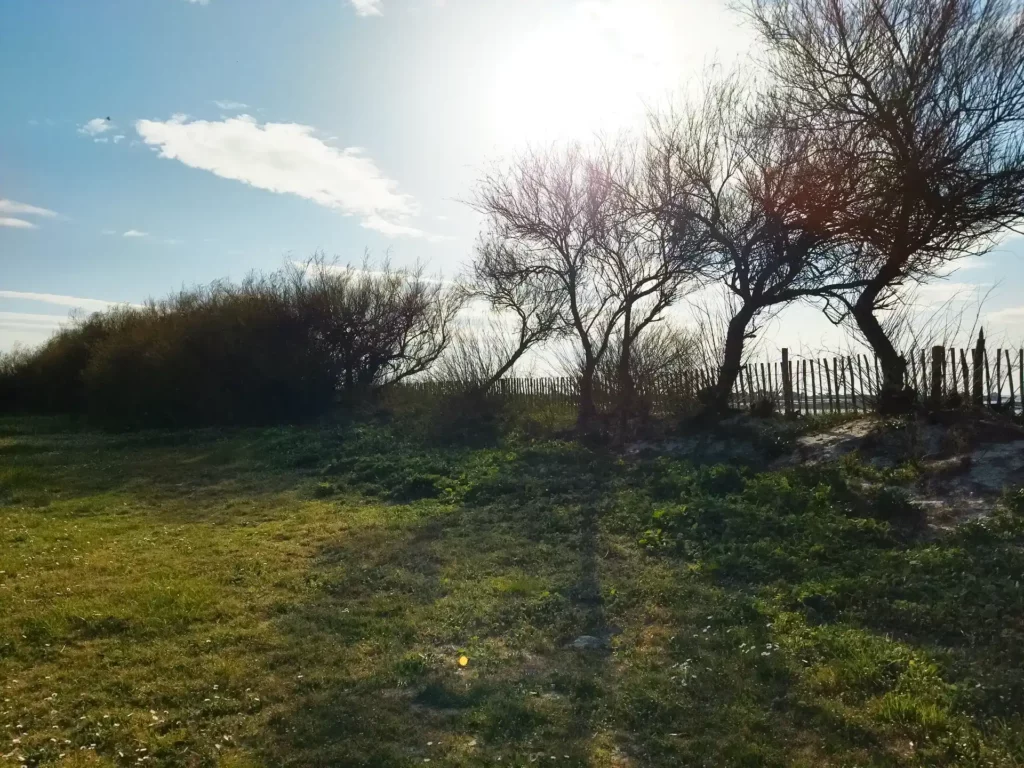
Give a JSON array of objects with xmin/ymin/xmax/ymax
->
[
  {"xmin": 287, "ymin": 255, "xmax": 464, "ymax": 391},
  {"xmin": 472, "ymin": 140, "xmax": 708, "ymax": 427},
  {"xmin": 748, "ymin": 0, "xmax": 1024, "ymax": 406},
  {"xmin": 650, "ymin": 81, "xmax": 869, "ymax": 412},
  {"xmin": 595, "ymin": 140, "xmax": 713, "ymax": 425},
  {"xmin": 457, "ymin": 236, "xmax": 567, "ymax": 391}
]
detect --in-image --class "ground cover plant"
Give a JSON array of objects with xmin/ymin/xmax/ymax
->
[{"xmin": 2, "ymin": 408, "xmax": 1022, "ymax": 767}]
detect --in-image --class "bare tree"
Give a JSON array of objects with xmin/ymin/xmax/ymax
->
[
  {"xmin": 650, "ymin": 80, "xmax": 868, "ymax": 412},
  {"xmin": 472, "ymin": 139, "xmax": 706, "ymax": 428},
  {"xmin": 748, "ymin": 0, "xmax": 1024, "ymax": 407},
  {"xmin": 288, "ymin": 254, "xmax": 464, "ymax": 391},
  {"xmin": 597, "ymin": 140, "xmax": 712, "ymax": 427},
  {"xmin": 461, "ymin": 236, "xmax": 566, "ymax": 391}
]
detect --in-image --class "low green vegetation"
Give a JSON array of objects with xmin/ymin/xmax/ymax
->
[{"xmin": 2, "ymin": 411, "xmax": 1022, "ymax": 767}]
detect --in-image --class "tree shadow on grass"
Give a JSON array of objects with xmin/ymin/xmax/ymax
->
[
  {"xmin": 256, "ymin": 449, "xmax": 620, "ymax": 766},
  {"xmin": 250, "ymin": 441, "xmax": 920, "ymax": 766}
]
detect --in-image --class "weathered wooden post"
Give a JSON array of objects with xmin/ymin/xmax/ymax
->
[
  {"xmin": 930, "ymin": 346, "xmax": 945, "ymax": 407},
  {"xmin": 972, "ymin": 329, "xmax": 985, "ymax": 406},
  {"xmin": 781, "ymin": 348, "xmax": 795, "ymax": 416}
]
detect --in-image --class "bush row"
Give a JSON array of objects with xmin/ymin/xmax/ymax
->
[{"xmin": 0, "ymin": 260, "xmax": 459, "ymax": 429}]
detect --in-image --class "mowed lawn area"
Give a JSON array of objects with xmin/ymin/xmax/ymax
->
[{"xmin": 2, "ymin": 413, "xmax": 1023, "ymax": 767}]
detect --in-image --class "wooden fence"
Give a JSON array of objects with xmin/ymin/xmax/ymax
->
[{"xmin": 406, "ymin": 333, "xmax": 1023, "ymax": 416}]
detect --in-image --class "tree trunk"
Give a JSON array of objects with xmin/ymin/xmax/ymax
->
[
  {"xmin": 852, "ymin": 284, "xmax": 911, "ymax": 413},
  {"xmin": 577, "ymin": 359, "xmax": 599, "ymax": 429},
  {"xmin": 710, "ymin": 305, "xmax": 756, "ymax": 413},
  {"xmin": 617, "ymin": 307, "xmax": 635, "ymax": 436},
  {"xmin": 482, "ymin": 344, "xmax": 529, "ymax": 393}
]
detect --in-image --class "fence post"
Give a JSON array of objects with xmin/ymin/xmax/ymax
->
[
  {"xmin": 995, "ymin": 349, "xmax": 1003, "ymax": 408},
  {"xmin": 930, "ymin": 346, "xmax": 945, "ymax": 407},
  {"xmin": 847, "ymin": 356, "xmax": 858, "ymax": 413},
  {"xmin": 802, "ymin": 360, "xmax": 809, "ymax": 415},
  {"xmin": 959, "ymin": 350, "xmax": 970, "ymax": 402},
  {"xmin": 972, "ymin": 330, "xmax": 985, "ymax": 406},
  {"xmin": 810, "ymin": 360, "xmax": 818, "ymax": 414},
  {"xmin": 1006, "ymin": 350, "xmax": 1017, "ymax": 409},
  {"xmin": 781, "ymin": 348, "xmax": 794, "ymax": 416},
  {"xmin": 823, "ymin": 358, "xmax": 834, "ymax": 412}
]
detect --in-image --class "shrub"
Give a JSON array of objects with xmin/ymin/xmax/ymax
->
[
  {"xmin": 2, "ymin": 257, "xmax": 462, "ymax": 429},
  {"xmin": 0, "ymin": 308, "xmax": 138, "ymax": 414},
  {"xmin": 427, "ymin": 390, "xmax": 506, "ymax": 445},
  {"xmin": 867, "ymin": 486, "xmax": 924, "ymax": 527},
  {"xmin": 749, "ymin": 395, "xmax": 777, "ymax": 419},
  {"xmin": 1004, "ymin": 487, "xmax": 1024, "ymax": 515},
  {"xmin": 83, "ymin": 290, "xmax": 335, "ymax": 428}
]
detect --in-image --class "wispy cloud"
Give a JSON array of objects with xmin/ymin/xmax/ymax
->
[
  {"xmin": 984, "ymin": 305, "xmax": 1024, "ymax": 340},
  {"xmin": 0, "ymin": 199, "xmax": 57, "ymax": 218},
  {"xmin": 986, "ymin": 306, "xmax": 1024, "ymax": 323},
  {"xmin": 0, "ymin": 311, "xmax": 70, "ymax": 331},
  {"xmin": 78, "ymin": 117, "xmax": 113, "ymax": 137},
  {"xmin": 0, "ymin": 199, "xmax": 57, "ymax": 230},
  {"xmin": 350, "ymin": 0, "xmax": 383, "ymax": 16},
  {"xmin": 0, "ymin": 217, "xmax": 38, "ymax": 229},
  {"xmin": 135, "ymin": 114, "xmax": 438, "ymax": 239},
  {"xmin": 914, "ymin": 281, "xmax": 990, "ymax": 306},
  {"xmin": 122, "ymin": 229, "xmax": 149, "ymax": 238},
  {"xmin": 361, "ymin": 215, "xmax": 452, "ymax": 242},
  {"xmin": 213, "ymin": 100, "xmax": 248, "ymax": 110},
  {"xmin": 0, "ymin": 290, "xmax": 140, "ymax": 313},
  {"xmin": 185, "ymin": 0, "xmax": 210, "ymax": 4}
]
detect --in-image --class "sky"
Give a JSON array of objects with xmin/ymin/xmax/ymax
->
[{"xmin": 2, "ymin": 0, "xmax": 1023, "ymax": 358}]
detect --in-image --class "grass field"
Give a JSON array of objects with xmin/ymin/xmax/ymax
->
[{"xmin": 2, "ymin": 412, "xmax": 1023, "ymax": 767}]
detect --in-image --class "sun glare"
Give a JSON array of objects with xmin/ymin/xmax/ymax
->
[{"xmin": 488, "ymin": 0, "xmax": 744, "ymax": 147}]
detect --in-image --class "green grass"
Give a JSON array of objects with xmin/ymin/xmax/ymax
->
[{"xmin": 1, "ymin": 413, "xmax": 1023, "ymax": 767}]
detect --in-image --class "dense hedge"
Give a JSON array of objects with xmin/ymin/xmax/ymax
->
[{"xmin": 0, "ymin": 260, "xmax": 459, "ymax": 429}]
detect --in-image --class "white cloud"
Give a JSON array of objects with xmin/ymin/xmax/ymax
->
[
  {"xmin": 185, "ymin": 0, "xmax": 210, "ymax": 4},
  {"xmin": 350, "ymin": 0, "xmax": 383, "ymax": 16},
  {"xmin": 0, "ymin": 291, "xmax": 141, "ymax": 313},
  {"xmin": 0, "ymin": 199, "xmax": 57, "ymax": 218},
  {"xmin": 935, "ymin": 253, "xmax": 991, "ymax": 278},
  {"xmin": 362, "ymin": 215, "xmax": 448, "ymax": 241},
  {"xmin": 78, "ymin": 117, "xmax": 113, "ymax": 137},
  {"xmin": 113, "ymin": 135, "xmax": 125, "ymax": 144},
  {"xmin": 135, "ymin": 114, "xmax": 434, "ymax": 238},
  {"xmin": 123, "ymin": 229, "xmax": 149, "ymax": 238},
  {"xmin": 914, "ymin": 281, "xmax": 989, "ymax": 306},
  {"xmin": 984, "ymin": 305, "xmax": 1024, "ymax": 342},
  {"xmin": 101, "ymin": 229, "xmax": 117, "ymax": 235},
  {"xmin": 0, "ymin": 311, "xmax": 69, "ymax": 330},
  {"xmin": 986, "ymin": 306, "xmax": 1024, "ymax": 324},
  {"xmin": 213, "ymin": 100, "xmax": 248, "ymax": 110},
  {"xmin": 0, "ymin": 217, "xmax": 37, "ymax": 229}
]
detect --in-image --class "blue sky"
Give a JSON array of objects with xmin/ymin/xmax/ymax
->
[{"xmin": 2, "ymin": 0, "xmax": 1022, "ymax": 355}]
